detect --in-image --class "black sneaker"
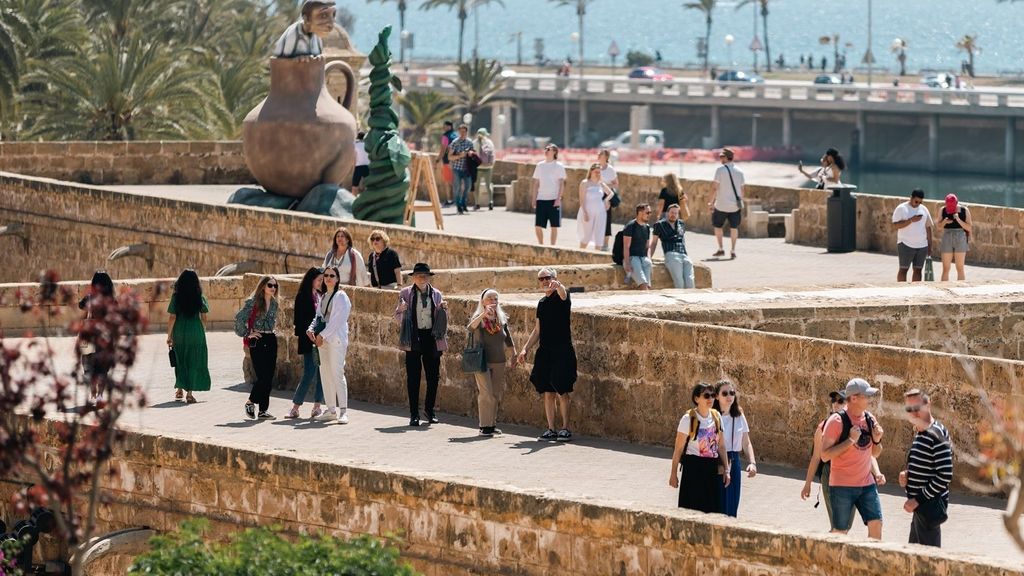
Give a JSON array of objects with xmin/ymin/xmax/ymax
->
[
  {"xmin": 257, "ymin": 411, "xmax": 275, "ymax": 420},
  {"xmin": 409, "ymin": 417, "xmax": 420, "ymax": 427},
  {"xmin": 480, "ymin": 427, "xmax": 493, "ymax": 436},
  {"xmin": 244, "ymin": 403, "xmax": 256, "ymax": 419},
  {"xmin": 556, "ymin": 429, "xmax": 572, "ymax": 442},
  {"xmin": 539, "ymin": 429, "xmax": 557, "ymax": 441},
  {"xmin": 426, "ymin": 413, "xmax": 439, "ymax": 424}
]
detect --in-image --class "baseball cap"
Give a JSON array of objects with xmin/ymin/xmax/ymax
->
[{"xmin": 845, "ymin": 377, "xmax": 878, "ymax": 397}]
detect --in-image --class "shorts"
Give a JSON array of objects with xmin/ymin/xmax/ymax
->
[
  {"xmin": 829, "ymin": 484, "xmax": 883, "ymax": 531},
  {"xmin": 940, "ymin": 229, "xmax": 969, "ymax": 254},
  {"xmin": 535, "ymin": 199, "xmax": 562, "ymax": 228},
  {"xmin": 352, "ymin": 165, "xmax": 369, "ymax": 186},
  {"xmin": 897, "ymin": 242, "xmax": 928, "ymax": 269},
  {"xmin": 711, "ymin": 209, "xmax": 742, "ymax": 229}
]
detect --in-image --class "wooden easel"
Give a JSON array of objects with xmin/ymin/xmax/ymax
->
[{"xmin": 404, "ymin": 152, "xmax": 444, "ymax": 230}]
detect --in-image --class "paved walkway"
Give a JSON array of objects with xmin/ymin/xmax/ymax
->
[
  {"xmin": 103, "ymin": 185, "xmax": 1024, "ymax": 290},
  {"xmin": 27, "ymin": 332, "xmax": 1023, "ymax": 567}
]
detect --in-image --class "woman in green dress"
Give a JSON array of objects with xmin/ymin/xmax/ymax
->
[{"xmin": 166, "ymin": 269, "xmax": 211, "ymax": 402}]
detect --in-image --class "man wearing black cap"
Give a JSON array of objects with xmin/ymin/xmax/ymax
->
[{"xmin": 393, "ymin": 263, "xmax": 449, "ymax": 426}]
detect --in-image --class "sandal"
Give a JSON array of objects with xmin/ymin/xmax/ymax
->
[
  {"xmin": 712, "ymin": 249, "xmax": 725, "ymax": 257},
  {"xmin": 175, "ymin": 388, "xmax": 184, "ymax": 401},
  {"xmin": 730, "ymin": 252, "xmax": 737, "ymax": 260},
  {"xmin": 186, "ymin": 394, "xmax": 197, "ymax": 404}
]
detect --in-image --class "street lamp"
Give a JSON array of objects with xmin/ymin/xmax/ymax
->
[
  {"xmin": 401, "ymin": 30, "xmax": 412, "ymax": 71},
  {"xmin": 562, "ymin": 87, "xmax": 571, "ymax": 148},
  {"xmin": 463, "ymin": 112, "xmax": 473, "ymax": 126},
  {"xmin": 751, "ymin": 113, "xmax": 761, "ymax": 148},
  {"xmin": 725, "ymin": 34, "xmax": 735, "ymax": 69}
]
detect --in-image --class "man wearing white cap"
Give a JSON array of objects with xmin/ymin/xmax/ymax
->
[{"xmin": 819, "ymin": 377, "xmax": 886, "ymax": 539}]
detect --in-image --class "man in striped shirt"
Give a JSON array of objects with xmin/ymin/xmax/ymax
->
[
  {"xmin": 899, "ymin": 389, "xmax": 953, "ymax": 547},
  {"xmin": 272, "ymin": 1, "xmax": 336, "ymax": 60}
]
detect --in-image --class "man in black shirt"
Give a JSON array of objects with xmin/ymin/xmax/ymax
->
[
  {"xmin": 899, "ymin": 389, "xmax": 953, "ymax": 547},
  {"xmin": 650, "ymin": 203, "xmax": 694, "ymax": 288},
  {"xmin": 367, "ymin": 230, "xmax": 403, "ymax": 289},
  {"xmin": 622, "ymin": 203, "xmax": 653, "ymax": 290}
]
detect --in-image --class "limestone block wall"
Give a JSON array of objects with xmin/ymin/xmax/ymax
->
[
  {"xmin": 2, "ymin": 417, "xmax": 1015, "ymax": 576},
  {"xmin": 0, "ymin": 173, "xmax": 613, "ymax": 284},
  {"xmin": 0, "ymin": 141, "xmax": 251, "ymax": 185}
]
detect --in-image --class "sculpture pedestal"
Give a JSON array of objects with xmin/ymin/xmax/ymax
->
[{"xmin": 228, "ymin": 185, "xmax": 356, "ymax": 219}]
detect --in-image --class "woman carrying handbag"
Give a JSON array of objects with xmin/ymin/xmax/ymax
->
[
  {"xmin": 308, "ymin": 266, "xmax": 352, "ymax": 423},
  {"xmin": 234, "ymin": 276, "xmax": 280, "ymax": 420},
  {"xmin": 466, "ymin": 289, "xmax": 518, "ymax": 436}
]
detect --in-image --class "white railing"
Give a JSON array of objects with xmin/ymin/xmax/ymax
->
[{"xmin": 396, "ymin": 69, "xmax": 1024, "ymax": 112}]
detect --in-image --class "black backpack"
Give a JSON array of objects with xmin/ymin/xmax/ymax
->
[
  {"xmin": 813, "ymin": 410, "xmax": 875, "ymax": 479},
  {"xmin": 611, "ymin": 229, "xmax": 625, "ymax": 265}
]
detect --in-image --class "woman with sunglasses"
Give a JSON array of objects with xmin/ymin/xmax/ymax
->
[
  {"xmin": 235, "ymin": 276, "xmax": 280, "ymax": 420},
  {"xmin": 467, "ymin": 289, "xmax": 518, "ymax": 436},
  {"xmin": 308, "ymin": 266, "xmax": 352, "ymax": 423},
  {"xmin": 323, "ymin": 227, "xmax": 369, "ymax": 287},
  {"xmin": 669, "ymin": 382, "xmax": 731, "ymax": 513},
  {"xmin": 287, "ymin": 267, "xmax": 326, "ymax": 419},
  {"xmin": 366, "ymin": 230, "xmax": 403, "ymax": 289},
  {"xmin": 712, "ymin": 379, "xmax": 757, "ymax": 517}
]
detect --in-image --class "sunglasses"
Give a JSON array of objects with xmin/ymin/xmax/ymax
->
[
  {"xmin": 720, "ymin": 390, "xmax": 735, "ymax": 397},
  {"xmin": 323, "ymin": 274, "xmax": 338, "ymax": 279},
  {"xmin": 266, "ymin": 284, "xmax": 278, "ymax": 289},
  {"xmin": 904, "ymin": 405, "xmax": 923, "ymax": 413},
  {"xmin": 700, "ymin": 392, "xmax": 714, "ymax": 400},
  {"xmin": 371, "ymin": 238, "xmax": 383, "ymax": 242},
  {"xmin": 538, "ymin": 276, "xmax": 552, "ymax": 281}
]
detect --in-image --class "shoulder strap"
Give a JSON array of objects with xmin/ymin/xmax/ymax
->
[
  {"xmin": 687, "ymin": 408, "xmax": 699, "ymax": 440},
  {"xmin": 348, "ymin": 250, "xmax": 357, "ymax": 285},
  {"xmin": 711, "ymin": 409, "xmax": 723, "ymax": 433},
  {"xmin": 724, "ymin": 164, "xmax": 741, "ymax": 203},
  {"xmin": 837, "ymin": 410, "xmax": 852, "ymax": 443}
]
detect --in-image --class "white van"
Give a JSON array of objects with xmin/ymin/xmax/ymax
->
[{"xmin": 599, "ymin": 129, "xmax": 665, "ymax": 151}]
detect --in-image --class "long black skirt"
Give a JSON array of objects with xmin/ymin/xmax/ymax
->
[{"xmin": 678, "ymin": 454, "xmax": 722, "ymax": 513}]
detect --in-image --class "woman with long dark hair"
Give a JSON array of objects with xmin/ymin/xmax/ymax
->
[
  {"xmin": 287, "ymin": 267, "xmax": 326, "ymax": 419},
  {"xmin": 234, "ymin": 275, "xmax": 280, "ymax": 419},
  {"xmin": 798, "ymin": 147, "xmax": 846, "ymax": 189},
  {"xmin": 669, "ymin": 382, "xmax": 731, "ymax": 513},
  {"xmin": 166, "ymin": 269, "xmax": 211, "ymax": 403},
  {"xmin": 78, "ymin": 270, "xmax": 114, "ymax": 402},
  {"xmin": 323, "ymin": 227, "xmax": 369, "ymax": 287},
  {"xmin": 712, "ymin": 379, "xmax": 758, "ymax": 517},
  {"xmin": 308, "ymin": 266, "xmax": 352, "ymax": 423}
]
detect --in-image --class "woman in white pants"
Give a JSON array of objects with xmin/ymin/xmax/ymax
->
[{"xmin": 308, "ymin": 266, "xmax": 352, "ymax": 423}]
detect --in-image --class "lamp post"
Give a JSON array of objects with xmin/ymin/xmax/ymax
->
[
  {"xmin": 725, "ymin": 34, "xmax": 735, "ymax": 69},
  {"xmin": 401, "ymin": 30, "xmax": 411, "ymax": 71},
  {"xmin": 562, "ymin": 86, "xmax": 571, "ymax": 148},
  {"xmin": 865, "ymin": 0, "xmax": 874, "ymax": 87},
  {"xmin": 751, "ymin": 113, "xmax": 761, "ymax": 148},
  {"xmin": 496, "ymin": 113, "xmax": 507, "ymax": 152}
]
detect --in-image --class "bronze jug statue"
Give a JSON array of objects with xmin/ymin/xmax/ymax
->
[{"xmin": 242, "ymin": 58, "xmax": 357, "ymax": 198}]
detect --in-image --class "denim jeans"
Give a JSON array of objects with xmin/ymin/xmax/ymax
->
[
  {"xmin": 829, "ymin": 484, "xmax": 883, "ymax": 531},
  {"xmin": 664, "ymin": 251, "xmax": 695, "ymax": 289},
  {"xmin": 628, "ymin": 255, "xmax": 653, "ymax": 287},
  {"xmin": 453, "ymin": 170, "xmax": 473, "ymax": 211},
  {"xmin": 291, "ymin": 351, "xmax": 324, "ymax": 405}
]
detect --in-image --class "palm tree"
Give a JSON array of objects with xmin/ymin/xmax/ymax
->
[
  {"xmin": 956, "ymin": 34, "xmax": 979, "ymax": 77},
  {"xmin": 21, "ymin": 33, "xmax": 215, "ymax": 140},
  {"xmin": 685, "ymin": 0, "xmax": 716, "ymax": 71},
  {"xmin": 442, "ymin": 58, "xmax": 506, "ymax": 119},
  {"xmin": 737, "ymin": 0, "xmax": 770, "ymax": 72},
  {"xmin": 818, "ymin": 34, "xmax": 841, "ymax": 73},
  {"xmin": 420, "ymin": 0, "xmax": 504, "ymax": 64},
  {"xmin": 368, "ymin": 0, "xmax": 408, "ymax": 64},
  {"xmin": 549, "ymin": 0, "xmax": 596, "ymax": 77},
  {"xmin": 397, "ymin": 90, "xmax": 455, "ymax": 150},
  {"xmin": 0, "ymin": 3, "xmax": 29, "ymax": 126}
]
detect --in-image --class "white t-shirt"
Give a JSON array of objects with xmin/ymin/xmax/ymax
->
[
  {"xmin": 677, "ymin": 411, "xmax": 721, "ymax": 458},
  {"xmin": 721, "ymin": 413, "xmax": 750, "ymax": 453},
  {"xmin": 600, "ymin": 165, "xmax": 618, "ymax": 186},
  {"xmin": 892, "ymin": 201, "xmax": 933, "ymax": 249},
  {"xmin": 533, "ymin": 160, "xmax": 567, "ymax": 201},
  {"xmin": 713, "ymin": 163, "xmax": 744, "ymax": 213},
  {"xmin": 355, "ymin": 141, "xmax": 369, "ymax": 167}
]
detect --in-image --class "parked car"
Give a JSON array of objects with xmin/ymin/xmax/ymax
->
[
  {"xmin": 717, "ymin": 70, "xmax": 764, "ymax": 83},
  {"xmin": 599, "ymin": 129, "xmax": 665, "ymax": 151},
  {"xmin": 505, "ymin": 134, "xmax": 550, "ymax": 148},
  {"xmin": 628, "ymin": 66, "xmax": 675, "ymax": 81},
  {"xmin": 813, "ymin": 74, "xmax": 843, "ymax": 85},
  {"xmin": 922, "ymin": 72, "xmax": 955, "ymax": 89}
]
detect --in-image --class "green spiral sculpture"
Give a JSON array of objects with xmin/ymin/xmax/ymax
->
[{"xmin": 353, "ymin": 26, "xmax": 411, "ymax": 224}]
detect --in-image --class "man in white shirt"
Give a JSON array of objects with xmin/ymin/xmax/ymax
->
[
  {"xmin": 891, "ymin": 189, "xmax": 933, "ymax": 282},
  {"xmin": 352, "ymin": 132, "xmax": 369, "ymax": 195},
  {"xmin": 531, "ymin": 144, "xmax": 566, "ymax": 245},
  {"xmin": 708, "ymin": 148, "xmax": 744, "ymax": 259}
]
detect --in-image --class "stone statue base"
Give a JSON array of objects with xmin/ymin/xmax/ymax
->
[{"xmin": 228, "ymin": 185, "xmax": 356, "ymax": 219}]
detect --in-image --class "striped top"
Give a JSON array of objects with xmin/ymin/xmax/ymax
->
[
  {"xmin": 905, "ymin": 420, "xmax": 953, "ymax": 501},
  {"xmin": 272, "ymin": 21, "xmax": 323, "ymax": 58}
]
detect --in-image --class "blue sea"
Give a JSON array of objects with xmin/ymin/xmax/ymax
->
[{"xmin": 346, "ymin": 0, "xmax": 1024, "ymax": 75}]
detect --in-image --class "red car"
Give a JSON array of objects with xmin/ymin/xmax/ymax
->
[{"xmin": 628, "ymin": 66, "xmax": 674, "ymax": 82}]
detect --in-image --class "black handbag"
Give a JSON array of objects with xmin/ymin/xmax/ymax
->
[
  {"xmin": 916, "ymin": 496, "xmax": 948, "ymax": 525},
  {"xmin": 168, "ymin": 347, "xmax": 177, "ymax": 367},
  {"xmin": 608, "ymin": 189, "xmax": 622, "ymax": 208},
  {"xmin": 461, "ymin": 330, "xmax": 487, "ymax": 373}
]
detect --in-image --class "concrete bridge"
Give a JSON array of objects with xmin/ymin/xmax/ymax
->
[{"xmin": 400, "ymin": 70, "xmax": 1024, "ymax": 176}]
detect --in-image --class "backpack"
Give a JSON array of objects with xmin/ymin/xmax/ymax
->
[
  {"xmin": 812, "ymin": 410, "xmax": 876, "ymax": 479},
  {"xmin": 611, "ymin": 229, "xmax": 625, "ymax": 265},
  {"xmin": 682, "ymin": 408, "xmax": 723, "ymax": 454}
]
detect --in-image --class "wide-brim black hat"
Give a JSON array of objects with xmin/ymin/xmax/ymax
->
[{"xmin": 411, "ymin": 263, "xmax": 434, "ymax": 276}]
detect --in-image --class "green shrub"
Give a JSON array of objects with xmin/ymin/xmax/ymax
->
[
  {"xmin": 626, "ymin": 50, "xmax": 655, "ymax": 68},
  {"xmin": 128, "ymin": 519, "xmax": 419, "ymax": 576}
]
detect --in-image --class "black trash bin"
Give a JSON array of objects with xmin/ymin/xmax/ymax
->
[{"xmin": 826, "ymin": 184, "xmax": 857, "ymax": 253}]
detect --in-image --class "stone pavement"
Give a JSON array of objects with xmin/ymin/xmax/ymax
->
[
  {"xmin": 28, "ymin": 331, "xmax": 1023, "ymax": 566},
  {"xmin": 102, "ymin": 184, "xmax": 1024, "ymax": 290}
]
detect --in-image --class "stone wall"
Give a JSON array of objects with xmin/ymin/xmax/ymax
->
[
  {"xmin": 0, "ymin": 173, "xmax": 619, "ymax": 284},
  {"xmin": 0, "ymin": 141, "xmax": 252, "ymax": 185},
  {"xmin": 3, "ymin": 416, "xmax": 1016, "ymax": 576}
]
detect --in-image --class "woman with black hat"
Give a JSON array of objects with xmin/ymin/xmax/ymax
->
[{"xmin": 393, "ymin": 263, "xmax": 449, "ymax": 426}]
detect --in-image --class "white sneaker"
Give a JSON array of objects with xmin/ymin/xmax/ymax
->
[
  {"xmin": 315, "ymin": 409, "xmax": 336, "ymax": 421},
  {"xmin": 337, "ymin": 412, "xmax": 349, "ymax": 424}
]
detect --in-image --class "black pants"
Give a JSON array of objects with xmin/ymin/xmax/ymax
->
[
  {"xmin": 406, "ymin": 330, "xmax": 441, "ymax": 419},
  {"xmin": 248, "ymin": 334, "xmax": 277, "ymax": 412},
  {"xmin": 909, "ymin": 509, "xmax": 942, "ymax": 547}
]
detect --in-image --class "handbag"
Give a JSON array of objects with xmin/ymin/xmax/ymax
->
[
  {"xmin": 916, "ymin": 496, "xmax": 948, "ymax": 525},
  {"xmin": 313, "ymin": 291, "xmax": 337, "ymax": 336},
  {"xmin": 168, "ymin": 347, "xmax": 177, "ymax": 367},
  {"xmin": 461, "ymin": 330, "xmax": 487, "ymax": 373},
  {"xmin": 609, "ymin": 189, "xmax": 622, "ymax": 208}
]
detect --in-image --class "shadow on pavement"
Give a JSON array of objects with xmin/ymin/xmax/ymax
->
[
  {"xmin": 509, "ymin": 439, "xmax": 566, "ymax": 455},
  {"xmin": 148, "ymin": 400, "xmax": 189, "ymax": 409},
  {"xmin": 448, "ymin": 434, "xmax": 494, "ymax": 444},
  {"xmin": 375, "ymin": 425, "xmax": 431, "ymax": 434},
  {"xmin": 214, "ymin": 420, "xmax": 265, "ymax": 429}
]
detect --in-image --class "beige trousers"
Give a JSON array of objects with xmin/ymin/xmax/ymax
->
[{"xmin": 474, "ymin": 362, "xmax": 507, "ymax": 427}]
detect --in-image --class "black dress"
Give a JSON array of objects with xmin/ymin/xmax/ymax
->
[
  {"xmin": 294, "ymin": 291, "xmax": 317, "ymax": 356},
  {"xmin": 658, "ymin": 187, "xmax": 680, "ymax": 217},
  {"xmin": 529, "ymin": 292, "xmax": 577, "ymax": 394}
]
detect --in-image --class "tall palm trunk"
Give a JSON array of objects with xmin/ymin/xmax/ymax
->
[
  {"xmin": 577, "ymin": 10, "xmax": 584, "ymax": 77},
  {"xmin": 399, "ymin": 3, "xmax": 406, "ymax": 63},
  {"xmin": 703, "ymin": 15, "xmax": 712, "ymax": 71},
  {"xmin": 457, "ymin": 5, "xmax": 466, "ymax": 64},
  {"xmin": 761, "ymin": 4, "xmax": 771, "ymax": 72}
]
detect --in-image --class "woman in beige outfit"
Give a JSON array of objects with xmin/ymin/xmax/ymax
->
[{"xmin": 467, "ymin": 289, "xmax": 518, "ymax": 436}]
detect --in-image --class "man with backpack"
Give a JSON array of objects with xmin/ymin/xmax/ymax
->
[
  {"xmin": 621, "ymin": 203, "xmax": 654, "ymax": 290},
  {"xmin": 709, "ymin": 148, "xmax": 744, "ymax": 260},
  {"xmin": 899, "ymin": 389, "xmax": 952, "ymax": 547},
  {"xmin": 820, "ymin": 377, "xmax": 886, "ymax": 539}
]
